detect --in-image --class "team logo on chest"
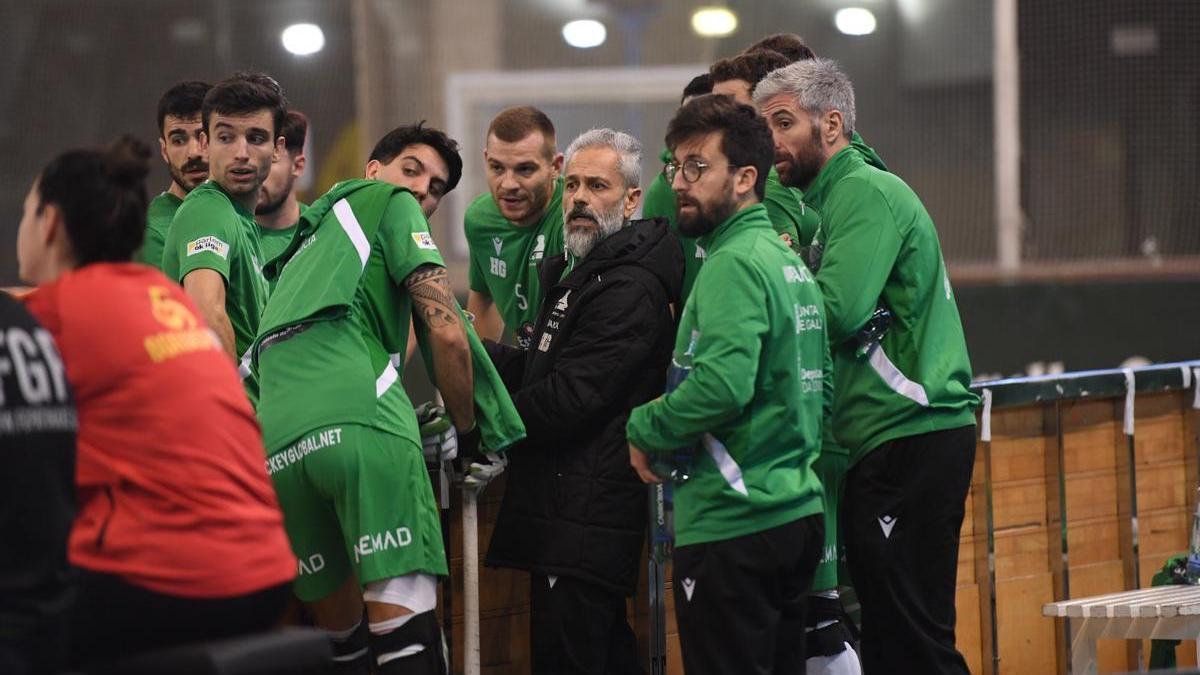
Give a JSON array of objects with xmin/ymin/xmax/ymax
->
[
  {"xmin": 489, "ymin": 237, "xmax": 507, "ymax": 277},
  {"xmin": 529, "ymin": 234, "xmax": 546, "ymax": 263},
  {"xmin": 538, "ymin": 291, "xmax": 571, "ymax": 353},
  {"xmin": 555, "ymin": 290, "xmax": 571, "ymax": 312}
]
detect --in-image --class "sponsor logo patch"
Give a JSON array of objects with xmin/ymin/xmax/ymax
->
[
  {"xmin": 297, "ymin": 554, "xmax": 326, "ymax": 576},
  {"xmin": 412, "ymin": 232, "xmax": 438, "ymax": 250},
  {"xmin": 354, "ymin": 527, "xmax": 413, "ymax": 562},
  {"xmin": 783, "ymin": 264, "xmax": 813, "ymax": 284},
  {"xmin": 186, "ymin": 236, "xmax": 229, "ymax": 258},
  {"xmin": 682, "ymin": 577, "xmax": 696, "ymax": 601}
]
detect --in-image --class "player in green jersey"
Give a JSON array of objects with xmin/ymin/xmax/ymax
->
[
  {"xmin": 642, "ymin": 73, "xmax": 712, "ymax": 305},
  {"xmin": 139, "ymin": 81, "xmax": 211, "ymax": 270},
  {"xmin": 628, "ymin": 94, "xmax": 827, "ymax": 675},
  {"xmin": 255, "ymin": 122, "xmax": 476, "ymax": 675},
  {"xmin": 758, "ymin": 59, "xmax": 978, "ymax": 675},
  {"xmin": 256, "ymin": 110, "xmax": 308, "ymax": 265},
  {"xmin": 464, "ymin": 106, "xmax": 564, "ymax": 347},
  {"xmin": 161, "ymin": 77, "xmax": 283, "ymax": 405}
]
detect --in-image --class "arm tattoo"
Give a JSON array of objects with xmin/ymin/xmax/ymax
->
[{"xmin": 406, "ymin": 264, "xmax": 461, "ymax": 330}]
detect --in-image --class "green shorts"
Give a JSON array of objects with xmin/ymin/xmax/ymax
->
[
  {"xmin": 267, "ymin": 424, "xmax": 448, "ymax": 602},
  {"xmin": 811, "ymin": 449, "xmax": 849, "ymax": 592}
]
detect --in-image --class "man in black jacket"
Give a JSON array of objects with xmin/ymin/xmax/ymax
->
[{"xmin": 485, "ymin": 128, "xmax": 683, "ymax": 675}]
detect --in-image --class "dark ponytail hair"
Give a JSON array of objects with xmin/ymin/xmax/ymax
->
[{"xmin": 36, "ymin": 134, "xmax": 152, "ymax": 265}]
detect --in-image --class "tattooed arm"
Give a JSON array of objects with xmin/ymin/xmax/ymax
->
[{"xmin": 406, "ymin": 264, "xmax": 476, "ymax": 432}]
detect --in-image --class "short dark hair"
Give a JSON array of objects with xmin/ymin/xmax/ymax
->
[
  {"xmin": 36, "ymin": 135, "xmax": 151, "ymax": 265},
  {"xmin": 201, "ymin": 78, "xmax": 287, "ymax": 137},
  {"xmin": 156, "ymin": 80, "xmax": 211, "ymax": 135},
  {"xmin": 487, "ymin": 106, "xmax": 556, "ymax": 158},
  {"xmin": 665, "ymin": 94, "xmax": 773, "ymax": 200},
  {"xmin": 743, "ymin": 34, "xmax": 817, "ymax": 63},
  {"xmin": 369, "ymin": 121, "xmax": 464, "ymax": 194},
  {"xmin": 710, "ymin": 50, "xmax": 791, "ymax": 89},
  {"xmin": 681, "ymin": 73, "xmax": 712, "ymax": 104},
  {"xmin": 280, "ymin": 110, "xmax": 308, "ymax": 155},
  {"xmin": 231, "ymin": 70, "xmax": 288, "ymax": 108}
]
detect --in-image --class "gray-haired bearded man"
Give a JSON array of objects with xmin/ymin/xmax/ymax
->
[{"xmin": 484, "ymin": 128, "xmax": 683, "ymax": 674}]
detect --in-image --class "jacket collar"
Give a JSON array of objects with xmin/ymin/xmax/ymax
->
[
  {"xmin": 539, "ymin": 217, "xmax": 675, "ymax": 292},
  {"xmin": 696, "ymin": 202, "xmax": 773, "ymax": 254},
  {"xmin": 801, "ymin": 145, "xmax": 866, "ymax": 214}
]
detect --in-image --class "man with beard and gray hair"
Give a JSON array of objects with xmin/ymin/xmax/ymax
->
[
  {"xmin": 755, "ymin": 59, "xmax": 978, "ymax": 674},
  {"xmin": 484, "ymin": 128, "xmax": 683, "ymax": 674}
]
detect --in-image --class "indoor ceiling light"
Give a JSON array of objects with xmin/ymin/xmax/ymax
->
[
  {"xmin": 692, "ymin": 7, "xmax": 738, "ymax": 38},
  {"xmin": 281, "ymin": 23, "xmax": 325, "ymax": 56},
  {"xmin": 835, "ymin": 8, "xmax": 877, "ymax": 36},
  {"xmin": 562, "ymin": 19, "xmax": 607, "ymax": 49}
]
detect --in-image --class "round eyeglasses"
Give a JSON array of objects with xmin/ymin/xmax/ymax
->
[{"xmin": 663, "ymin": 158, "xmax": 715, "ymax": 184}]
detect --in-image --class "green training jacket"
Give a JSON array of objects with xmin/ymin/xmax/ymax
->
[
  {"xmin": 803, "ymin": 146, "xmax": 978, "ymax": 464},
  {"xmin": 626, "ymin": 203, "xmax": 826, "ymax": 547}
]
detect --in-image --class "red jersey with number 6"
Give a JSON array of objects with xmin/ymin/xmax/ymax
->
[{"xmin": 25, "ymin": 262, "xmax": 294, "ymax": 598}]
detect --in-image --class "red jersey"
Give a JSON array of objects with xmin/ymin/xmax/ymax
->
[{"xmin": 25, "ymin": 263, "xmax": 295, "ymax": 598}]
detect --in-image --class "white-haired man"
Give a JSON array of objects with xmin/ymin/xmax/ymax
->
[
  {"xmin": 755, "ymin": 59, "xmax": 979, "ymax": 674},
  {"xmin": 484, "ymin": 128, "xmax": 684, "ymax": 674}
]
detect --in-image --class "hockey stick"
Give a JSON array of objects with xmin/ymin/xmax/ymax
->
[
  {"xmin": 463, "ymin": 483, "xmax": 481, "ymax": 675},
  {"xmin": 648, "ymin": 483, "xmax": 669, "ymax": 675}
]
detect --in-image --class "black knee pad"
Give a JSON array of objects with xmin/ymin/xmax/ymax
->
[
  {"xmin": 806, "ymin": 620, "xmax": 855, "ymax": 658},
  {"xmin": 806, "ymin": 595, "xmax": 843, "ymax": 626},
  {"xmin": 369, "ymin": 609, "xmax": 446, "ymax": 675},
  {"xmin": 806, "ymin": 595, "xmax": 855, "ymax": 658},
  {"xmin": 330, "ymin": 618, "xmax": 371, "ymax": 674}
]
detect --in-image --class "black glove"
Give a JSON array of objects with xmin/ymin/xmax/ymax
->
[{"xmin": 455, "ymin": 425, "xmax": 482, "ymax": 465}]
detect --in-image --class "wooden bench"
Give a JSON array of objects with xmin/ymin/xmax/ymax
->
[{"xmin": 1044, "ymin": 585, "xmax": 1200, "ymax": 673}]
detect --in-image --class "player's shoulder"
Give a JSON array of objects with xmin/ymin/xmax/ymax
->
[
  {"xmin": 173, "ymin": 182, "xmax": 235, "ymax": 224},
  {"xmin": 147, "ymin": 192, "xmax": 183, "ymax": 219},
  {"xmin": 826, "ymin": 168, "xmax": 909, "ymax": 226},
  {"xmin": 46, "ymin": 264, "xmax": 148, "ymax": 329},
  {"xmin": 382, "ymin": 185, "xmax": 422, "ymax": 213},
  {"xmin": 179, "ymin": 181, "xmax": 229, "ymax": 206},
  {"xmin": 337, "ymin": 179, "xmax": 422, "ymax": 219},
  {"xmin": 464, "ymin": 192, "xmax": 501, "ymax": 229},
  {"xmin": 13, "ymin": 283, "xmax": 57, "ymax": 336}
]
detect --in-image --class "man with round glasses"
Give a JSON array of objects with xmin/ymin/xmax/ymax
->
[{"xmin": 627, "ymin": 94, "xmax": 829, "ymax": 675}]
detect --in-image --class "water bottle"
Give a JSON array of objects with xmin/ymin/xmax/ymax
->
[{"xmin": 1186, "ymin": 487, "xmax": 1200, "ymax": 584}]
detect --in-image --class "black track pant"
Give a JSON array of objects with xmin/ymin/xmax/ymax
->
[
  {"xmin": 530, "ymin": 573, "xmax": 642, "ymax": 675},
  {"xmin": 843, "ymin": 425, "xmax": 976, "ymax": 674},
  {"xmin": 673, "ymin": 515, "xmax": 824, "ymax": 675}
]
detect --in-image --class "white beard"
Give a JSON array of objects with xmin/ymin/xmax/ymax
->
[{"xmin": 565, "ymin": 204, "xmax": 627, "ymax": 259}]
